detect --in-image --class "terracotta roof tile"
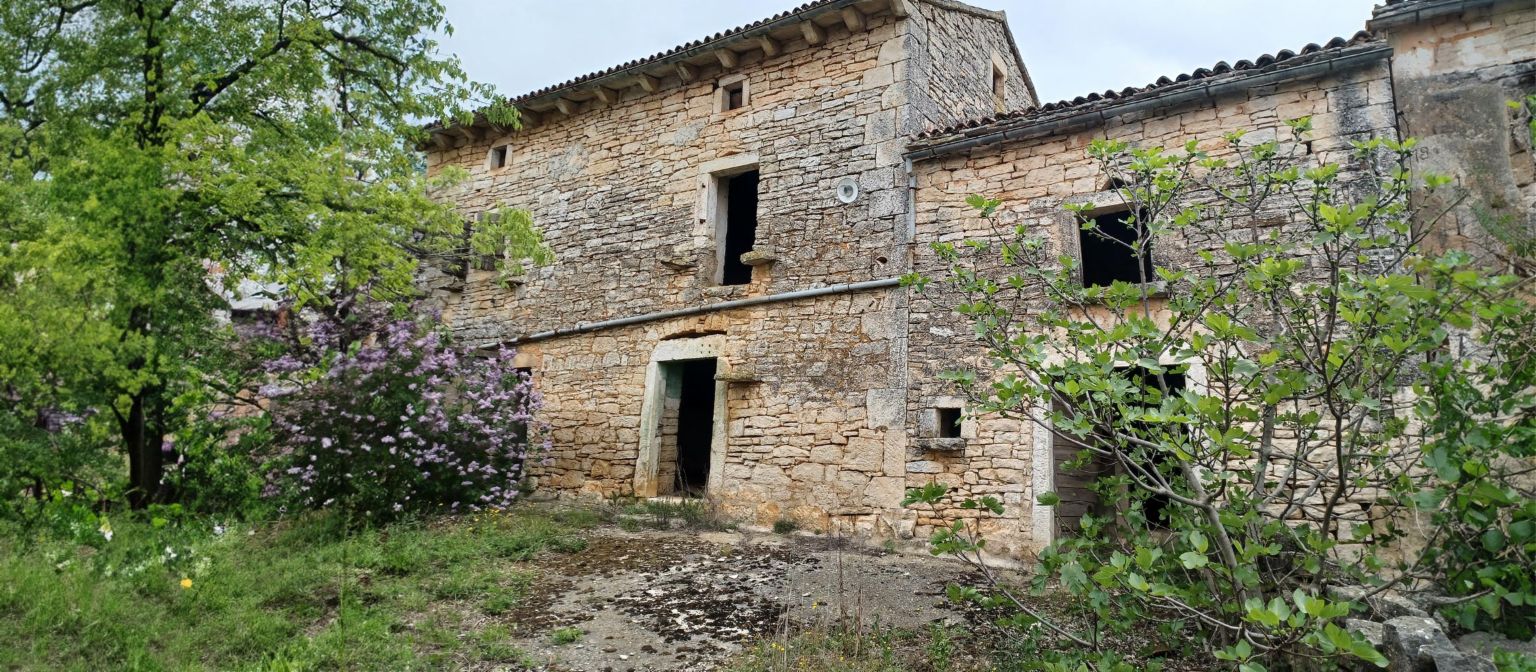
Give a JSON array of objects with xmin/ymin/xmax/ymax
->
[{"xmin": 912, "ymin": 31, "xmax": 1380, "ymax": 146}]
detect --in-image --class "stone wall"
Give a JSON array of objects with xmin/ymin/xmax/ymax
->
[
  {"xmin": 905, "ymin": 0, "xmax": 1035, "ymax": 134},
  {"xmin": 428, "ymin": 10, "xmax": 913, "ymax": 346},
  {"xmin": 904, "ymin": 55, "xmax": 1398, "ymax": 555},
  {"xmin": 507, "ymin": 293, "xmax": 908, "ymax": 535},
  {"xmin": 1373, "ymin": 0, "xmax": 1536, "ymax": 260},
  {"xmin": 420, "ymin": 2, "xmax": 1016, "ymax": 536}
]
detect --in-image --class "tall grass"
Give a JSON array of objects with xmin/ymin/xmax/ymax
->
[{"xmin": 0, "ymin": 507, "xmax": 593, "ymax": 670}]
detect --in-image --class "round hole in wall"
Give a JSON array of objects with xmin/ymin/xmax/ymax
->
[{"xmin": 835, "ymin": 177, "xmax": 860, "ymax": 204}]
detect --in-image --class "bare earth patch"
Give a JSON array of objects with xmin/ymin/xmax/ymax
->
[{"xmin": 502, "ymin": 524, "xmax": 979, "ymax": 671}]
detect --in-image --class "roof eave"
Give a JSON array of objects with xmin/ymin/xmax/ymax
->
[{"xmin": 906, "ymin": 43, "xmax": 1392, "ymax": 161}]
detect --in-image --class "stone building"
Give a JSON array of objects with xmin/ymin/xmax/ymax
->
[{"xmin": 422, "ymin": 0, "xmax": 1533, "ymax": 555}]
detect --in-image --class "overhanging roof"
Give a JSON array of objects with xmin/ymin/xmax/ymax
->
[{"xmin": 907, "ymin": 32, "xmax": 1387, "ymax": 160}]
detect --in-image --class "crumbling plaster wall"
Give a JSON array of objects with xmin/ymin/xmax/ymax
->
[
  {"xmin": 904, "ymin": 58, "xmax": 1397, "ymax": 555},
  {"xmin": 1376, "ymin": 0, "xmax": 1536, "ymax": 259}
]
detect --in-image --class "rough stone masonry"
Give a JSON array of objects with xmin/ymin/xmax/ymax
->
[{"xmin": 422, "ymin": 0, "xmax": 1534, "ymax": 556}]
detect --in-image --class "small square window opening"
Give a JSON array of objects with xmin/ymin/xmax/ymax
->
[
  {"xmin": 719, "ymin": 78, "xmax": 748, "ymax": 112},
  {"xmin": 1079, "ymin": 207, "xmax": 1153, "ymax": 288},
  {"xmin": 936, "ymin": 407, "xmax": 963, "ymax": 439},
  {"xmin": 488, "ymin": 145, "xmax": 509, "ymax": 170}
]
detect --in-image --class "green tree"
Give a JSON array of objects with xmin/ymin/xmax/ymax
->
[
  {"xmin": 904, "ymin": 123, "xmax": 1535, "ymax": 668},
  {"xmin": 0, "ymin": 0, "xmax": 544, "ymax": 509}
]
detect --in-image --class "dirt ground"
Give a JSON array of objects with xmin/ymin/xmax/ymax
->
[{"xmin": 503, "ymin": 523, "xmax": 982, "ymax": 672}]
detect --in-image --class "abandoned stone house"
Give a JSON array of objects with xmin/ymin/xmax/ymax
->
[{"xmin": 421, "ymin": 0, "xmax": 1534, "ymax": 556}]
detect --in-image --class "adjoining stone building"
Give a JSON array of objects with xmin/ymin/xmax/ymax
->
[{"xmin": 422, "ymin": 0, "xmax": 1533, "ymax": 556}]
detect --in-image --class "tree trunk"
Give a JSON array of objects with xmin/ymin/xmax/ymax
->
[{"xmin": 122, "ymin": 391, "xmax": 163, "ymax": 509}]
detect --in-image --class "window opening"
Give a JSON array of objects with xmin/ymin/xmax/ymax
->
[
  {"xmin": 488, "ymin": 145, "xmax": 508, "ymax": 170},
  {"xmin": 1079, "ymin": 207, "xmax": 1153, "ymax": 288},
  {"xmin": 936, "ymin": 407, "xmax": 963, "ymax": 439},
  {"xmin": 719, "ymin": 170, "xmax": 760, "ymax": 286},
  {"xmin": 721, "ymin": 79, "xmax": 747, "ymax": 111},
  {"xmin": 992, "ymin": 64, "xmax": 1007, "ymax": 112}
]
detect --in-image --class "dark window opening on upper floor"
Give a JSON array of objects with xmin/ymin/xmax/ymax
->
[
  {"xmin": 722, "ymin": 79, "xmax": 747, "ymax": 112},
  {"xmin": 720, "ymin": 170, "xmax": 760, "ymax": 286},
  {"xmin": 1080, "ymin": 207, "xmax": 1153, "ymax": 288},
  {"xmin": 488, "ymin": 145, "xmax": 508, "ymax": 170}
]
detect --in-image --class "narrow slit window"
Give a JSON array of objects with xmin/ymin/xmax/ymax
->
[
  {"xmin": 1079, "ymin": 207, "xmax": 1153, "ymax": 288},
  {"xmin": 717, "ymin": 169, "xmax": 760, "ymax": 286},
  {"xmin": 936, "ymin": 408, "xmax": 963, "ymax": 439},
  {"xmin": 992, "ymin": 65, "xmax": 1007, "ymax": 112},
  {"xmin": 488, "ymin": 145, "xmax": 509, "ymax": 170}
]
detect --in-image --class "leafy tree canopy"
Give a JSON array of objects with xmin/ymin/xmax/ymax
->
[{"xmin": 0, "ymin": 0, "xmax": 544, "ymax": 508}]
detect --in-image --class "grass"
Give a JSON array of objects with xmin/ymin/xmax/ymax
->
[
  {"xmin": 615, "ymin": 496, "xmax": 732, "ymax": 531},
  {"xmin": 549, "ymin": 626, "xmax": 582, "ymax": 645},
  {"xmin": 726, "ymin": 623, "xmax": 998, "ymax": 672},
  {"xmin": 0, "ymin": 505, "xmax": 595, "ymax": 671}
]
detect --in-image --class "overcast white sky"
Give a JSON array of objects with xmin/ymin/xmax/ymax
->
[{"xmin": 438, "ymin": 0, "xmax": 1382, "ymax": 105}]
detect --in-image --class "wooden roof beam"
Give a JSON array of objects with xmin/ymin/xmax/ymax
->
[
  {"xmin": 841, "ymin": 7, "xmax": 866, "ymax": 32},
  {"xmin": 801, "ymin": 21, "xmax": 825, "ymax": 45}
]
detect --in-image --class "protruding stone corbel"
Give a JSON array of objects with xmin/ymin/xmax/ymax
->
[
  {"xmin": 658, "ymin": 255, "xmax": 697, "ymax": 271},
  {"xmin": 757, "ymin": 36, "xmax": 780, "ymax": 58},
  {"xmin": 676, "ymin": 62, "xmax": 698, "ymax": 83},
  {"xmin": 801, "ymin": 21, "xmax": 826, "ymax": 46},
  {"xmin": 554, "ymin": 98, "xmax": 578, "ymax": 116},
  {"xmin": 592, "ymin": 87, "xmax": 619, "ymax": 105},
  {"xmin": 890, "ymin": 0, "xmax": 909, "ymax": 18},
  {"xmin": 715, "ymin": 49, "xmax": 739, "ymax": 69},
  {"xmin": 452, "ymin": 125, "xmax": 484, "ymax": 143},
  {"xmin": 740, "ymin": 248, "xmax": 777, "ymax": 267},
  {"xmin": 636, "ymin": 73, "xmax": 660, "ymax": 93},
  {"xmin": 841, "ymin": 7, "xmax": 866, "ymax": 32}
]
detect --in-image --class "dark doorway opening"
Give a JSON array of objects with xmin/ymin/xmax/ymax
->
[
  {"xmin": 1128, "ymin": 370, "xmax": 1184, "ymax": 529},
  {"xmin": 1052, "ymin": 369, "xmax": 1187, "ymax": 536},
  {"xmin": 720, "ymin": 170, "xmax": 760, "ymax": 286},
  {"xmin": 672, "ymin": 359, "xmax": 717, "ymax": 497}
]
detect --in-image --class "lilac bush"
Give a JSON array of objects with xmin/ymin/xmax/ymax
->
[{"xmin": 260, "ymin": 313, "xmax": 547, "ymax": 522}]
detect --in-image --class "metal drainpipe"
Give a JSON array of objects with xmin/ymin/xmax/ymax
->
[{"xmin": 503, "ymin": 278, "xmax": 904, "ymax": 346}]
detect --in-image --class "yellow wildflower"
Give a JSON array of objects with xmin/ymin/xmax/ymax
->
[{"xmin": 180, "ymin": 577, "xmax": 193, "ymax": 589}]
